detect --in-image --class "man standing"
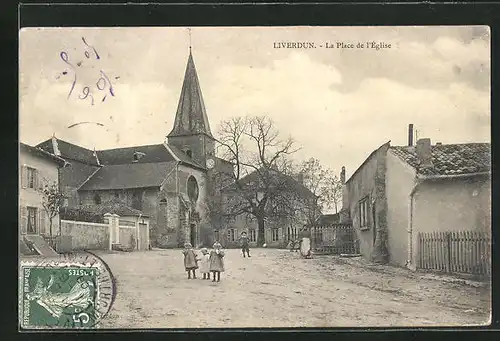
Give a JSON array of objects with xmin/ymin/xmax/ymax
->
[{"xmin": 240, "ymin": 231, "xmax": 251, "ymax": 258}]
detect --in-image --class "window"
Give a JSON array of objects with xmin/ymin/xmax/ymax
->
[
  {"xmin": 186, "ymin": 150, "xmax": 192, "ymax": 158},
  {"xmin": 93, "ymin": 193, "xmax": 101, "ymax": 205},
  {"xmin": 214, "ymin": 229, "xmax": 220, "ymax": 242},
  {"xmin": 187, "ymin": 176, "xmax": 199, "ymax": 203},
  {"xmin": 27, "ymin": 167, "xmax": 36, "ymax": 189},
  {"xmin": 359, "ymin": 197, "xmax": 369, "ymax": 229},
  {"xmin": 249, "ymin": 229, "xmax": 256, "ymax": 242},
  {"xmin": 272, "ymin": 228, "xmax": 279, "ymax": 242},
  {"xmin": 27, "ymin": 207, "xmax": 37, "ymax": 234},
  {"xmin": 132, "ymin": 191, "xmax": 143, "ymax": 210},
  {"xmin": 114, "ymin": 191, "xmax": 120, "ymax": 199},
  {"xmin": 227, "ymin": 228, "xmax": 235, "ymax": 242}
]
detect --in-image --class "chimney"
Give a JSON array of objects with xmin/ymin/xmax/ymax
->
[
  {"xmin": 416, "ymin": 138, "xmax": 432, "ymax": 167},
  {"xmin": 297, "ymin": 172, "xmax": 304, "ymax": 184},
  {"xmin": 408, "ymin": 124, "xmax": 414, "ymax": 147},
  {"xmin": 340, "ymin": 166, "xmax": 346, "ymax": 184}
]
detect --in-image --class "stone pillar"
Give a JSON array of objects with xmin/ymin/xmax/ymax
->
[{"xmin": 105, "ymin": 213, "xmax": 120, "ymax": 250}]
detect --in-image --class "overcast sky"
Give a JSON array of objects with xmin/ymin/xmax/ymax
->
[{"xmin": 19, "ymin": 26, "xmax": 490, "ymax": 179}]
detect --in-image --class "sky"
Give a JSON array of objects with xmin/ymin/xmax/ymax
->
[{"xmin": 19, "ymin": 26, "xmax": 491, "ymax": 180}]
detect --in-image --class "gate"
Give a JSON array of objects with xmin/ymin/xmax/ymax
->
[
  {"xmin": 310, "ymin": 223, "xmax": 359, "ymax": 255},
  {"xmin": 139, "ymin": 223, "xmax": 149, "ymax": 250}
]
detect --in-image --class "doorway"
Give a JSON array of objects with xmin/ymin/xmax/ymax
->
[
  {"xmin": 190, "ymin": 223, "xmax": 196, "ymax": 247},
  {"xmin": 372, "ymin": 202, "xmax": 377, "ymax": 245}
]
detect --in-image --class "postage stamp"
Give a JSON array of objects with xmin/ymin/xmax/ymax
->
[{"xmin": 19, "ymin": 252, "xmax": 115, "ymax": 330}]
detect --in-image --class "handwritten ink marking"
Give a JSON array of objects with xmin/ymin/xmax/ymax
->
[
  {"xmin": 58, "ymin": 38, "xmax": 117, "ymax": 106},
  {"xmin": 60, "ymin": 52, "xmax": 77, "ymax": 99},
  {"xmin": 79, "ymin": 87, "xmax": 95, "ymax": 106},
  {"xmin": 96, "ymin": 77, "xmax": 106, "ymax": 91},
  {"xmin": 99, "ymin": 70, "xmax": 115, "ymax": 96},
  {"xmin": 82, "ymin": 37, "xmax": 100, "ymax": 60}
]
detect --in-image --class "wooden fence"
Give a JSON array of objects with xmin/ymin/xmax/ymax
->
[
  {"xmin": 310, "ymin": 224, "xmax": 359, "ymax": 255},
  {"xmin": 418, "ymin": 231, "xmax": 491, "ymax": 276}
]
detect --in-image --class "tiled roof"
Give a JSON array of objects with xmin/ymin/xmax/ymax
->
[
  {"xmin": 315, "ymin": 213, "xmax": 340, "ymax": 225},
  {"xmin": 223, "ymin": 168, "xmax": 316, "ymax": 198},
  {"xmin": 79, "ymin": 161, "xmax": 177, "ymax": 190},
  {"xmin": 96, "ymin": 144, "xmax": 175, "ymax": 165},
  {"xmin": 20, "ymin": 143, "xmax": 67, "ymax": 166},
  {"xmin": 37, "ymin": 138, "xmax": 99, "ymax": 165},
  {"xmin": 390, "ymin": 143, "xmax": 491, "ymax": 176}
]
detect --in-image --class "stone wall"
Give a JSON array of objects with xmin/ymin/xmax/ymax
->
[
  {"xmin": 60, "ymin": 220, "xmax": 109, "ymax": 250},
  {"xmin": 344, "ymin": 142, "xmax": 390, "ymax": 263}
]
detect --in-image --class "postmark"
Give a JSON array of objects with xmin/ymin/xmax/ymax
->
[{"xmin": 19, "ymin": 251, "xmax": 115, "ymax": 329}]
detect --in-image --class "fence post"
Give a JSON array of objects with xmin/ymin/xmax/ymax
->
[{"xmin": 445, "ymin": 232, "xmax": 451, "ymax": 273}]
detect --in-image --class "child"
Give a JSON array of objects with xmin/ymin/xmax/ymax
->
[
  {"xmin": 199, "ymin": 248, "xmax": 211, "ymax": 280},
  {"xmin": 182, "ymin": 242, "xmax": 199, "ymax": 279},
  {"xmin": 209, "ymin": 241, "xmax": 225, "ymax": 282},
  {"xmin": 239, "ymin": 231, "xmax": 251, "ymax": 258}
]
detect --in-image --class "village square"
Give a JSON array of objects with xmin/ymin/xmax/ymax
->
[{"xmin": 19, "ymin": 27, "xmax": 491, "ymax": 328}]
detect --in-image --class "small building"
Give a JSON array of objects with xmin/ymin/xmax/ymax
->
[
  {"xmin": 19, "ymin": 143, "xmax": 67, "ymax": 254},
  {"xmin": 343, "ymin": 133, "xmax": 491, "ymax": 269}
]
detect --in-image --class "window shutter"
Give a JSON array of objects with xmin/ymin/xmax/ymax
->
[
  {"xmin": 37, "ymin": 170, "xmax": 44, "ymax": 191},
  {"xmin": 20, "ymin": 206, "xmax": 27, "ymax": 234},
  {"xmin": 39, "ymin": 209, "xmax": 46, "ymax": 235},
  {"xmin": 21, "ymin": 165, "xmax": 27, "ymax": 189}
]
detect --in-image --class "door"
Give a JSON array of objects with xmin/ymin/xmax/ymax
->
[
  {"xmin": 372, "ymin": 202, "xmax": 377, "ymax": 245},
  {"xmin": 190, "ymin": 223, "xmax": 196, "ymax": 247},
  {"xmin": 27, "ymin": 207, "xmax": 37, "ymax": 235}
]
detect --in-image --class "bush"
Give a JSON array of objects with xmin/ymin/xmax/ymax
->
[{"xmin": 59, "ymin": 207, "xmax": 104, "ymax": 223}]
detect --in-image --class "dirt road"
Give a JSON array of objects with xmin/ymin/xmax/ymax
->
[{"xmin": 96, "ymin": 248, "xmax": 490, "ymax": 328}]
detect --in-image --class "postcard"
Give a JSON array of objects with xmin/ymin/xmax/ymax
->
[{"xmin": 19, "ymin": 26, "xmax": 491, "ymax": 329}]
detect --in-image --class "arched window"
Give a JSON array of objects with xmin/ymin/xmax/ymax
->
[
  {"xmin": 93, "ymin": 193, "xmax": 101, "ymax": 205},
  {"xmin": 187, "ymin": 176, "xmax": 199, "ymax": 203},
  {"xmin": 186, "ymin": 150, "xmax": 192, "ymax": 158}
]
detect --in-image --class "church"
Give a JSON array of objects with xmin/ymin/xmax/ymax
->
[{"xmin": 37, "ymin": 50, "xmax": 233, "ymax": 248}]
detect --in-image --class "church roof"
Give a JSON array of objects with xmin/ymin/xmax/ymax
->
[
  {"xmin": 167, "ymin": 51, "xmax": 213, "ymax": 138},
  {"xmin": 96, "ymin": 144, "xmax": 176, "ymax": 165},
  {"xmin": 37, "ymin": 138, "xmax": 99, "ymax": 166},
  {"xmin": 79, "ymin": 161, "xmax": 177, "ymax": 191}
]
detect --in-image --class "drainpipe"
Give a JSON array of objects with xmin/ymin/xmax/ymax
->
[{"xmin": 406, "ymin": 178, "xmax": 422, "ymax": 270}]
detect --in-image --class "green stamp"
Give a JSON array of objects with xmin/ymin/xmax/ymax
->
[{"xmin": 21, "ymin": 265, "xmax": 99, "ymax": 329}]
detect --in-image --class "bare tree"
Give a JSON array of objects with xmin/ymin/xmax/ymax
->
[
  {"xmin": 215, "ymin": 116, "xmax": 302, "ymax": 246},
  {"xmin": 298, "ymin": 158, "xmax": 343, "ymax": 223},
  {"xmin": 41, "ymin": 180, "xmax": 66, "ymax": 246}
]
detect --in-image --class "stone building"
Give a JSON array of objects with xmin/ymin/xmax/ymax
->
[{"xmin": 37, "ymin": 50, "xmax": 233, "ymax": 248}]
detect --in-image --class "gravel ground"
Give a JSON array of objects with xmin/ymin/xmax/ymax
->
[{"xmin": 93, "ymin": 248, "xmax": 490, "ymax": 328}]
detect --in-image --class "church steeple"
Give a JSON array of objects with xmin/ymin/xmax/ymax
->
[{"xmin": 167, "ymin": 51, "xmax": 213, "ymax": 138}]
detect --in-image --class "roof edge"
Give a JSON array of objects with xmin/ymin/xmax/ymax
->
[{"xmin": 345, "ymin": 140, "xmax": 391, "ymax": 184}]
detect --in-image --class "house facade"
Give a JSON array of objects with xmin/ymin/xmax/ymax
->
[
  {"xmin": 343, "ymin": 135, "xmax": 491, "ymax": 269},
  {"xmin": 219, "ymin": 170, "xmax": 316, "ymax": 248},
  {"xmin": 37, "ymin": 50, "xmax": 234, "ymax": 249},
  {"xmin": 19, "ymin": 143, "xmax": 66, "ymax": 239}
]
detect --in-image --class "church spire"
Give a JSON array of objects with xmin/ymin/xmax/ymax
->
[{"xmin": 167, "ymin": 50, "xmax": 213, "ymax": 138}]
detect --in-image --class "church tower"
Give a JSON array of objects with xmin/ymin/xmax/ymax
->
[{"xmin": 167, "ymin": 50, "xmax": 215, "ymax": 168}]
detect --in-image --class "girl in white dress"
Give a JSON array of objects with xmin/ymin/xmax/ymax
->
[{"xmin": 199, "ymin": 248, "xmax": 211, "ymax": 280}]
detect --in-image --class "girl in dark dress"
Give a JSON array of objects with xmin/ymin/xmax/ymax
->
[
  {"xmin": 182, "ymin": 242, "xmax": 199, "ymax": 279},
  {"xmin": 209, "ymin": 242, "xmax": 225, "ymax": 282}
]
